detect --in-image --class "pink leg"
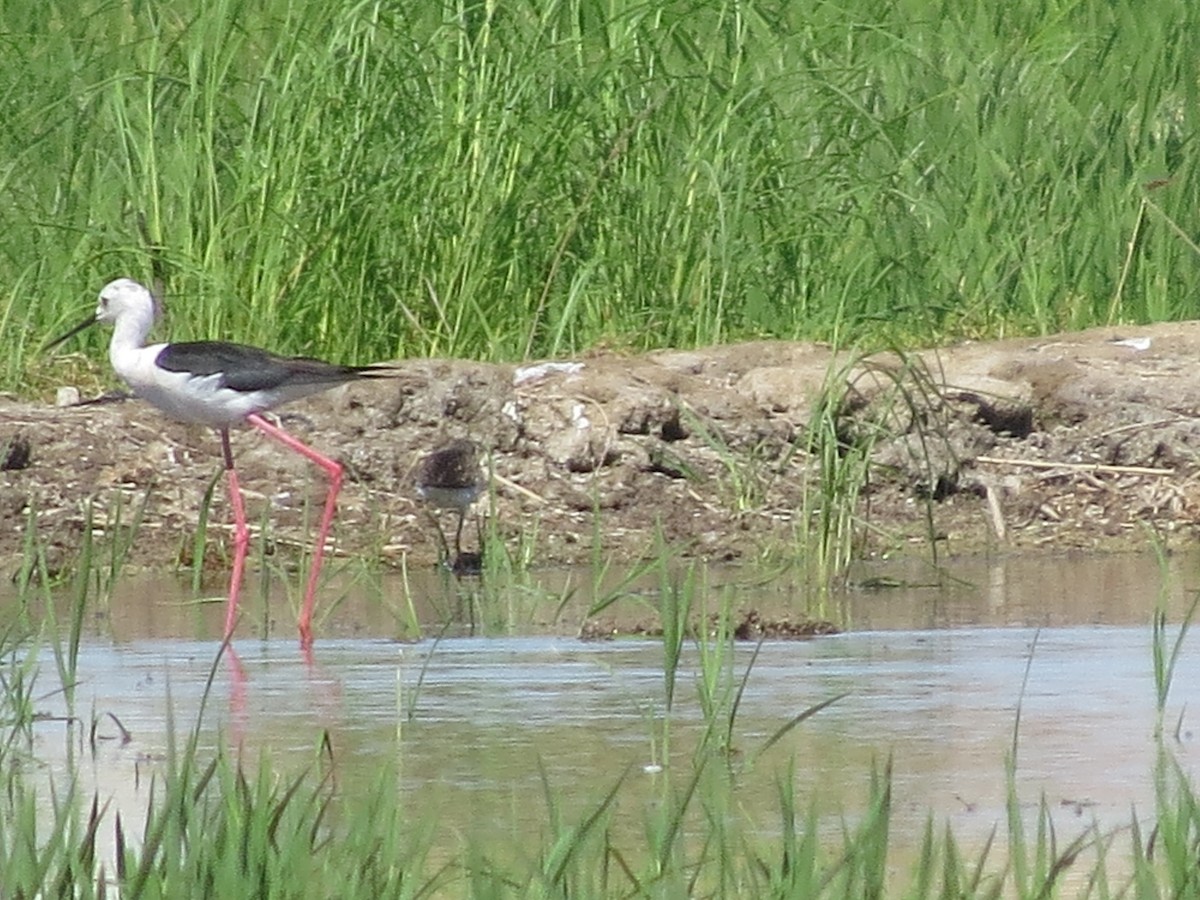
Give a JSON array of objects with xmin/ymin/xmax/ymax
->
[
  {"xmin": 220, "ymin": 429, "xmax": 251, "ymax": 641},
  {"xmin": 246, "ymin": 412, "xmax": 343, "ymax": 649}
]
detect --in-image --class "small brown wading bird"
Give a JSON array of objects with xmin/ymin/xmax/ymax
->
[
  {"xmin": 48, "ymin": 278, "xmax": 394, "ymax": 649},
  {"xmin": 415, "ymin": 438, "xmax": 485, "ymax": 571}
]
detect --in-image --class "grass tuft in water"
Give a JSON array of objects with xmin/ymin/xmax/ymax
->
[
  {"xmin": 801, "ymin": 358, "xmax": 878, "ymax": 592},
  {"xmin": 1150, "ymin": 576, "xmax": 1197, "ymax": 738}
]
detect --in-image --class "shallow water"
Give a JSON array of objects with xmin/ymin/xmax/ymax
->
[
  {"xmin": 6, "ymin": 550, "xmax": 1200, "ymax": 882},
  {"xmin": 48, "ymin": 547, "xmax": 1200, "ymax": 641}
]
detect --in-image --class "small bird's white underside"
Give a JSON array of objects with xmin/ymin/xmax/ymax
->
[
  {"xmin": 114, "ymin": 342, "xmax": 338, "ymax": 428},
  {"xmin": 416, "ymin": 484, "xmax": 483, "ymax": 512}
]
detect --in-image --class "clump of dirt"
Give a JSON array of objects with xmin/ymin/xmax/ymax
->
[
  {"xmin": 578, "ymin": 609, "xmax": 842, "ymax": 642},
  {"xmin": 4, "ymin": 321, "xmax": 1200, "ymax": 582}
]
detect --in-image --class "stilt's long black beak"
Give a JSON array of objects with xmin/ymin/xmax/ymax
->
[{"xmin": 44, "ymin": 313, "xmax": 98, "ymax": 351}]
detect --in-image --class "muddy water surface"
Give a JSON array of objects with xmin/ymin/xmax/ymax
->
[{"xmin": 8, "ymin": 550, "xmax": 1200, "ymax": 882}]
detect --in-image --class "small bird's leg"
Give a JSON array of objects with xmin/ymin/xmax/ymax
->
[
  {"xmin": 423, "ymin": 509, "xmax": 452, "ymax": 566},
  {"xmin": 246, "ymin": 413, "xmax": 342, "ymax": 649},
  {"xmin": 474, "ymin": 509, "xmax": 485, "ymax": 550},
  {"xmin": 452, "ymin": 510, "xmax": 467, "ymax": 559},
  {"xmin": 221, "ymin": 428, "xmax": 251, "ymax": 641}
]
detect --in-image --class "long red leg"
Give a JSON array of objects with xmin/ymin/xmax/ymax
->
[
  {"xmin": 246, "ymin": 412, "xmax": 343, "ymax": 649},
  {"xmin": 221, "ymin": 428, "xmax": 251, "ymax": 641}
]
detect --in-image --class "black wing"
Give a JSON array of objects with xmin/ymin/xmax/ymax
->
[{"xmin": 156, "ymin": 341, "xmax": 384, "ymax": 393}]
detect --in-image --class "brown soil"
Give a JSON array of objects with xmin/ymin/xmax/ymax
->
[{"xmin": 4, "ymin": 321, "xmax": 1200, "ymax": 583}]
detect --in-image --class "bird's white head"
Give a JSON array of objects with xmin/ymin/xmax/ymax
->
[
  {"xmin": 95, "ymin": 278, "xmax": 157, "ymax": 325},
  {"xmin": 46, "ymin": 278, "xmax": 159, "ymax": 352}
]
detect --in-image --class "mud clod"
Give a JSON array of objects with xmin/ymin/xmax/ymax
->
[{"xmin": 1, "ymin": 434, "xmax": 31, "ymax": 471}]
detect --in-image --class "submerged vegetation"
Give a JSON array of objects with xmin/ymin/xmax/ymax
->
[{"xmin": 4, "ymin": 0, "xmax": 1200, "ymax": 393}]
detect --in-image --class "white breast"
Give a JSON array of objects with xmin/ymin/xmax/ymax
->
[{"xmin": 113, "ymin": 343, "xmax": 269, "ymax": 427}]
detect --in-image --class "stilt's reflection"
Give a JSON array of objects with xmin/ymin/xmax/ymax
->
[
  {"xmin": 214, "ymin": 640, "xmax": 345, "ymax": 755},
  {"xmin": 302, "ymin": 643, "xmax": 345, "ymax": 739},
  {"xmin": 222, "ymin": 642, "xmax": 248, "ymax": 749}
]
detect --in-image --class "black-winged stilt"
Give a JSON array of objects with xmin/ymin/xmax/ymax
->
[
  {"xmin": 415, "ymin": 438, "xmax": 484, "ymax": 568},
  {"xmin": 49, "ymin": 278, "xmax": 392, "ymax": 648}
]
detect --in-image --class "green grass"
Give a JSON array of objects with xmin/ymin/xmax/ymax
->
[{"xmin": 4, "ymin": 0, "xmax": 1200, "ymax": 394}]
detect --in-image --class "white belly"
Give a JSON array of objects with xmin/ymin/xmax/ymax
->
[{"xmin": 114, "ymin": 344, "xmax": 268, "ymax": 427}]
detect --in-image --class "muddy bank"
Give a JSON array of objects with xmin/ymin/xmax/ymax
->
[{"xmin": 4, "ymin": 321, "xmax": 1200, "ymax": 580}]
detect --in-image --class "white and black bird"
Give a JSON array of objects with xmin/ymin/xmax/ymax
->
[{"xmin": 49, "ymin": 277, "xmax": 393, "ymax": 648}]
